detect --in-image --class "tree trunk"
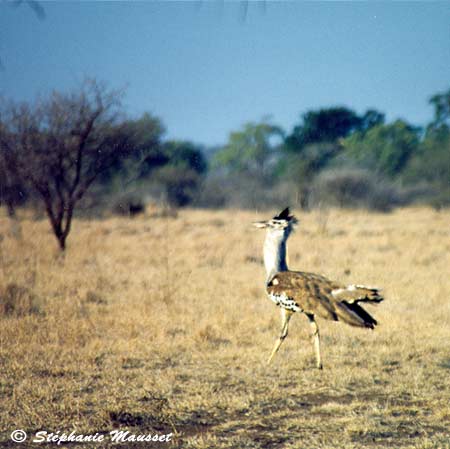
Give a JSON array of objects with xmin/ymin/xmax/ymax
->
[
  {"xmin": 299, "ymin": 185, "xmax": 311, "ymax": 210},
  {"xmin": 42, "ymin": 197, "xmax": 68, "ymax": 252},
  {"xmin": 6, "ymin": 200, "xmax": 16, "ymax": 218},
  {"xmin": 7, "ymin": 207, "xmax": 22, "ymax": 240},
  {"xmin": 57, "ymin": 234, "xmax": 67, "ymax": 251}
]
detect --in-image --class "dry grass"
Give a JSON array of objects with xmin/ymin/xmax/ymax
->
[{"xmin": 0, "ymin": 207, "xmax": 449, "ymax": 448}]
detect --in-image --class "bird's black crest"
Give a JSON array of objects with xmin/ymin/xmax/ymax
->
[{"xmin": 274, "ymin": 207, "xmax": 291, "ymax": 220}]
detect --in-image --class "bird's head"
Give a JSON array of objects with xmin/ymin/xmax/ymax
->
[{"xmin": 253, "ymin": 207, "xmax": 298, "ymax": 237}]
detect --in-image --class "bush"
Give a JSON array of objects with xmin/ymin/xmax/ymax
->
[
  {"xmin": 193, "ymin": 175, "xmax": 227, "ymax": 208},
  {"xmin": 194, "ymin": 173, "xmax": 297, "ymax": 210},
  {"xmin": 428, "ymin": 186, "xmax": 450, "ymax": 211},
  {"xmin": 310, "ymin": 168, "xmax": 403, "ymax": 212},
  {"xmin": 0, "ymin": 283, "xmax": 42, "ymax": 317},
  {"xmin": 152, "ymin": 166, "xmax": 203, "ymax": 207},
  {"xmin": 111, "ymin": 194, "xmax": 146, "ymax": 217}
]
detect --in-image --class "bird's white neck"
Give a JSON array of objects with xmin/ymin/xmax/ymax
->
[{"xmin": 264, "ymin": 230, "xmax": 289, "ymax": 282}]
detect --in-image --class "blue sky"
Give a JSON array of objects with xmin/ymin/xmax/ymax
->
[{"xmin": 1, "ymin": 1, "xmax": 449, "ymax": 146}]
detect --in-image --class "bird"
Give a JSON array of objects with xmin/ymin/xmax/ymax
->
[{"xmin": 253, "ymin": 207, "xmax": 383, "ymax": 369}]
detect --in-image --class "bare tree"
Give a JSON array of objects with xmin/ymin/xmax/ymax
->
[{"xmin": 0, "ymin": 80, "xmax": 134, "ymax": 250}]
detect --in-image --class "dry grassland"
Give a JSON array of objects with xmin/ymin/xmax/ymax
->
[{"xmin": 0, "ymin": 207, "xmax": 449, "ymax": 448}]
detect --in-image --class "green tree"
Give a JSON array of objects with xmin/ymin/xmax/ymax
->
[
  {"xmin": 213, "ymin": 120, "xmax": 283, "ymax": 177},
  {"xmin": 278, "ymin": 142, "xmax": 341, "ymax": 208},
  {"xmin": 428, "ymin": 88, "xmax": 450, "ymax": 130},
  {"xmin": 285, "ymin": 107, "xmax": 363, "ymax": 150},
  {"xmin": 404, "ymin": 127, "xmax": 450, "ymax": 186},
  {"xmin": 281, "ymin": 107, "xmax": 385, "ymax": 207},
  {"xmin": 152, "ymin": 140, "xmax": 208, "ymax": 207},
  {"xmin": 402, "ymin": 90, "xmax": 450, "ymax": 207},
  {"xmin": 341, "ymin": 120, "xmax": 420, "ymax": 178},
  {"xmin": 161, "ymin": 140, "xmax": 207, "ymax": 174},
  {"xmin": 359, "ymin": 109, "xmax": 385, "ymax": 133}
]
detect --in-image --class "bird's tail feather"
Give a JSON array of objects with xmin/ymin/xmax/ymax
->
[
  {"xmin": 336, "ymin": 301, "xmax": 378, "ymax": 328},
  {"xmin": 332, "ymin": 284, "xmax": 384, "ymax": 304}
]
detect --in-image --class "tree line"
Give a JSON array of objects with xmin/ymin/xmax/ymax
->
[
  {"xmin": 210, "ymin": 90, "xmax": 450, "ymax": 211},
  {"xmin": 1, "ymin": 79, "xmax": 449, "ymax": 250}
]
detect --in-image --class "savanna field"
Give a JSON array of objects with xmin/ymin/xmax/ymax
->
[{"xmin": 0, "ymin": 207, "xmax": 449, "ymax": 449}]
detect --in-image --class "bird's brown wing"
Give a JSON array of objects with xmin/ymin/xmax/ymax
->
[
  {"xmin": 267, "ymin": 271, "xmax": 341, "ymax": 320},
  {"xmin": 267, "ymin": 271, "xmax": 378, "ymax": 328}
]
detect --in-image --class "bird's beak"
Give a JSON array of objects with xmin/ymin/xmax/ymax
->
[{"xmin": 252, "ymin": 221, "xmax": 268, "ymax": 229}]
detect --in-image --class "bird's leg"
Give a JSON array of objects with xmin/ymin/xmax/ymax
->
[
  {"xmin": 268, "ymin": 308, "xmax": 292, "ymax": 364},
  {"xmin": 307, "ymin": 314, "xmax": 323, "ymax": 369}
]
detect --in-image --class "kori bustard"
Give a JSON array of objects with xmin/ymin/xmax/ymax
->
[{"xmin": 254, "ymin": 207, "xmax": 383, "ymax": 369}]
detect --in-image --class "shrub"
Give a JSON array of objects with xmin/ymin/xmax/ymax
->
[
  {"xmin": 310, "ymin": 168, "xmax": 402, "ymax": 212},
  {"xmin": 153, "ymin": 166, "xmax": 203, "ymax": 207},
  {"xmin": 195, "ymin": 173, "xmax": 297, "ymax": 210},
  {"xmin": 0, "ymin": 283, "xmax": 42, "ymax": 317},
  {"xmin": 111, "ymin": 194, "xmax": 145, "ymax": 217},
  {"xmin": 429, "ymin": 187, "xmax": 450, "ymax": 211}
]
